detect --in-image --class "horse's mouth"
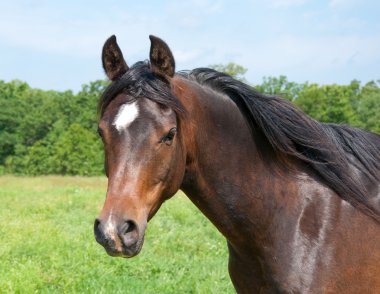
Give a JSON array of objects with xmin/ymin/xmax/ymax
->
[
  {"xmin": 121, "ymin": 235, "xmax": 145, "ymax": 258},
  {"xmin": 101, "ymin": 235, "xmax": 144, "ymax": 258}
]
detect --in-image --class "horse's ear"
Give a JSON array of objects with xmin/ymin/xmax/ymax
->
[
  {"xmin": 102, "ymin": 35, "xmax": 129, "ymax": 81},
  {"xmin": 149, "ymin": 35, "xmax": 175, "ymax": 78}
]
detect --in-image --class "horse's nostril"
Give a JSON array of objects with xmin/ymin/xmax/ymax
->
[
  {"xmin": 94, "ymin": 218, "xmax": 105, "ymax": 244},
  {"xmin": 123, "ymin": 220, "xmax": 136, "ymax": 235},
  {"xmin": 119, "ymin": 220, "xmax": 138, "ymax": 247}
]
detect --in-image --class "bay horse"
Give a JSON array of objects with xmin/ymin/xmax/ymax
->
[{"xmin": 94, "ymin": 35, "xmax": 380, "ymax": 293}]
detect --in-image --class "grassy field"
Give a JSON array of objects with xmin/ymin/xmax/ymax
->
[{"xmin": 0, "ymin": 176, "xmax": 234, "ymax": 293}]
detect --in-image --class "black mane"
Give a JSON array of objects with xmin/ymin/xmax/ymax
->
[{"xmin": 182, "ymin": 68, "xmax": 380, "ymax": 222}]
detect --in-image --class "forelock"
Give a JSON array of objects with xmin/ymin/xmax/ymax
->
[{"xmin": 98, "ymin": 61, "xmax": 185, "ymax": 118}]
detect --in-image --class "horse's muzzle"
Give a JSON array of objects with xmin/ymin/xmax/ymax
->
[{"xmin": 94, "ymin": 218, "xmax": 145, "ymax": 258}]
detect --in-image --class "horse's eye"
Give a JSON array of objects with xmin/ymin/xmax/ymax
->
[{"xmin": 161, "ymin": 127, "xmax": 177, "ymax": 146}]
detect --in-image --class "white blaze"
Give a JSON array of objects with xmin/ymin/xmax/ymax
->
[
  {"xmin": 104, "ymin": 208, "xmax": 116, "ymax": 236},
  {"xmin": 113, "ymin": 102, "xmax": 139, "ymax": 132}
]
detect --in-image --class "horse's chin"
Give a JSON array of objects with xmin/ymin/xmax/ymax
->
[
  {"xmin": 121, "ymin": 239, "xmax": 145, "ymax": 258},
  {"xmin": 104, "ymin": 235, "xmax": 145, "ymax": 258}
]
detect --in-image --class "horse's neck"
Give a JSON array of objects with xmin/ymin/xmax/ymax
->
[
  {"xmin": 173, "ymin": 78, "xmax": 380, "ymax": 291},
  {"xmin": 173, "ymin": 77, "xmax": 295, "ymax": 244}
]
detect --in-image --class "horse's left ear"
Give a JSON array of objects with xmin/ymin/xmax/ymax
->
[{"xmin": 149, "ymin": 35, "xmax": 175, "ymax": 78}]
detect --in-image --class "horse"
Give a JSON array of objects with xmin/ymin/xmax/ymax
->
[{"xmin": 94, "ymin": 35, "xmax": 380, "ymax": 293}]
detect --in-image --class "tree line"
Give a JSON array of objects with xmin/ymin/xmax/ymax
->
[{"xmin": 0, "ymin": 64, "xmax": 379, "ymax": 175}]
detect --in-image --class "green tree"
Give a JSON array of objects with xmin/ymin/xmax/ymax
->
[
  {"xmin": 0, "ymin": 80, "xmax": 29, "ymax": 164},
  {"xmin": 255, "ymin": 75, "xmax": 305, "ymax": 102},
  {"xmin": 0, "ymin": 79, "xmax": 106, "ymax": 175},
  {"xmin": 295, "ymin": 83, "xmax": 359, "ymax": 125},
  {"xmin": 7, "ymin": 123, "xmax": 104, "ymax": 175},
  {"xmin": 355, "ymin": 80, "xmax": 380, "ymax": 133},
  {"xmin": 49, "ymin": 123, "xmax": 104, "ymax": 175},
  {"xmin": 209, "ymin": 62, "xmax": 248, "ymax": 82}
]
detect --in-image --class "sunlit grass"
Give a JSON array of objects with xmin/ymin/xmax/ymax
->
[{"xmin": 0, "ymin": 176, "xmax": 233, "ymax": 293}]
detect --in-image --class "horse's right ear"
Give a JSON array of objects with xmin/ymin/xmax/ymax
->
[
  {"xmin": 102, "ymin": 35, "xmax": 129, "ymax": 81},
  {"xmin": 149, "ymin": 35, "xmax": 175, "ymax": 78}
]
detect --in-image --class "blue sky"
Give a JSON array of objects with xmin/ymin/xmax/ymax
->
[{"xmin": 1, "ymin": 0, "xmax": 379, "ymax": 92}]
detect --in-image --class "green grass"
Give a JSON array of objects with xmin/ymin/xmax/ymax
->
[{"xmin": 0, "ymin": 176, "xmax": 234, "ymax": 293}]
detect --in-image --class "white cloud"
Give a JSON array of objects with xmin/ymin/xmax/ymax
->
[
  {"xmin": 329, "ymin": 0, "xmax": 354, "ymax": 8},
  {"xmin": 237, "ymin": 34, "xmax": 380, "ymax": 84},
  {"xmin": 270, "ymin": 0, "xmax": 308, "ymax": 9},
  {"xmin": 0, "ymin": 2, "xmax": 162, "ymax": 58},
  {"xmin": 167, "ymin": 0, "xmax": 222, "ymax": 28},
  {"xmin": 174, "ymin": 49, "xmax": 204, "ymax": 64}
]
